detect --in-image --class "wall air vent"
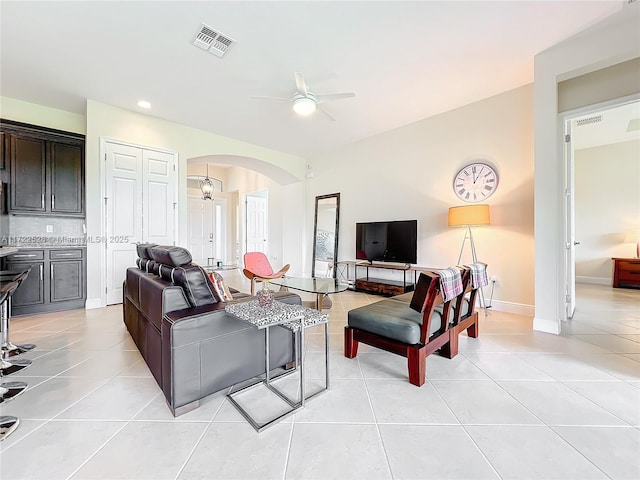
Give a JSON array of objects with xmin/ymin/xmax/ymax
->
[
  {"xmin": 576, "ymin": 115, "xmax": 602, "ymax": 127},
  {"xmin": 192, "ymin": 23, "xmax": 235, "ymax": 58}
]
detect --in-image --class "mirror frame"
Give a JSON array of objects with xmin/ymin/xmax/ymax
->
[{"xmin": 311, "ymin": 192, "xmax": 340, "ymax": 278}]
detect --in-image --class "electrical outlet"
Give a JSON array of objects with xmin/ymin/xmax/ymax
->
[
  {"xmin": 491, "ymin": 276, "xmax": 499, "ymax": 285},
  {"xmin": 46, "ymin": 225, "xmax": 53, "ymax": 233}
]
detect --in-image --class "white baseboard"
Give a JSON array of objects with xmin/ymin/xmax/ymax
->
[
  {"xmin": 576, "ymin": 276, "xmax": 610, "ymax": 286},
  {"xmin": 85, "ymin": 298, "xmax": 104, "ymax": 310},
  {"xmin": 533, "ymin": 316, "xmax": 561, "ymax": 334},
  {"xmin": 486, "ymin": 299, "xmax": 534, "ymax": 317}
]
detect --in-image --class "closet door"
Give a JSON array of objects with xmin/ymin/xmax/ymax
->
[
  {"xmin": 105, "ymin": 142, "xmax": 143, "ymax": 305},
  {"xmin": 143, "ymin": 149, "xmax": 175, "ymax": 246},
  {"xmin": 104, "ymin": 141, "xmax": 176, "ymax": 305}
]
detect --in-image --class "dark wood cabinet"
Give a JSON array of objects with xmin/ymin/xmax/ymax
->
[
  {"xmin": 1, "ymin": 120, "xmax": 85, "ymax": 217},
  {"xmin": 50, "ymin": 142, "xmax": 84, "ymax": 215},
  {"xmin": 354, "ymin": 262, "xmax": 415, "ymax": 296},
  {"xmin": 50, "ymin": 259, "xmax": 84, "ymax": 302},
  {"xmin": 6, "ymin": 261, "xmax": 45, "ymax": 308},
  {"xmin": 612, "ymin": 258, "xmax": 640, "ymax": 289},
  {"xmin": 0, "ymin": 131, "xmax": 5, "ymax": 169},
  {"xmin": 5, "ymin": 248, "xmax": 86, "ymax": 315},
  {"xmin": 9, "ymin": 134, "xmax": 47, "ymax": 213}
]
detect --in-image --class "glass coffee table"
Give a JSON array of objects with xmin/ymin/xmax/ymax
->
[{"xmin": 269, "ymin": 277, "xmax": 350, "ymax": 311}]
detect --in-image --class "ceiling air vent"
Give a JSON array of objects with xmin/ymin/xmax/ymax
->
[
  {"xmin": 576, "ymin": 115, "xmax": 602, "ymax": 127},
  {"xmin": 193, "ymin": 23, "xmax": 235, "ymax": 58}
]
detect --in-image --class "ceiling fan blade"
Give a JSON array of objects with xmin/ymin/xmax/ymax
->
[
  {"xmin": 315, "ymin": 92, "xmax": 355, "ymax": 104},
  {"xmin": 294, "ymin": 72, "xmax": 308, "ymax": 96},
  {"xmin": 317, "ymin": 105, "xmax": 336, "ymax": 121},
  {"xmin": 251, "ymin": 95, "xmax": 291, "ymax": 102}
]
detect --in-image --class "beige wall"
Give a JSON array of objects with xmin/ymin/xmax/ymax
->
[
  {"xmin": 1, "ymin": 96, "xmax": 86, "ymax": 134},
  {"xmin": 575, "ymin": 140, "xmax": 640, "ymax": 281},
  {"xmin": 306, "ymin": 85, "xmax": 535, "ymax": 313}
]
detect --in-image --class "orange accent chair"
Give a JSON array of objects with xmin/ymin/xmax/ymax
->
[{"xmin": 242, "ymin": 252, "xmax": 290, "ymax": 295}]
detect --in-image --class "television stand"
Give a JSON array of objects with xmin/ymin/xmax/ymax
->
[{"xmin": 354, "ymin": 262, "xmax": 415, "ymax": 296}]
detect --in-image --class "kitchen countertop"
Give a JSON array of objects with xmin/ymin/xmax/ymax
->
[{"xmin": 0, "ymin": 247, "xmax": 19, "ymax": 257}]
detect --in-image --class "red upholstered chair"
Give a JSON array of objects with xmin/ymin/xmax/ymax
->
[{"xmin": 242, "ymin": 252, "xmax": 290, "ymax": 295}]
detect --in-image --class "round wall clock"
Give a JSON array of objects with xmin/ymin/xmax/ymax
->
[{"xmin": 453, "ymin": 162, "xmax": 499, "ymax": 203}]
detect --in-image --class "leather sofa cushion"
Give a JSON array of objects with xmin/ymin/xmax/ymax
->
[
  {"xmin": 150, "ymin": 246, "xmax": 192, "ymax": 267},
  {"xmin": 347, "ymin": 299, "xmax": 442, "ymax": 345},
  {"xmin": 161, "ymin": 264, "xmax": 220, "ymax": 307},
  {"xmin": 136, "ymin": 243, "xmax": 157, "ymax": 259}
]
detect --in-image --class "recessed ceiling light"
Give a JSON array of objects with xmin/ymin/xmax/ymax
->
[{"xmin": 137, "ymin": 100, "xmax": 151, "ymax": 109}]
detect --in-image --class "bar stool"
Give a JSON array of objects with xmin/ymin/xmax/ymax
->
[
  {"xmin": 0, "ymin": 380, "xmax": 27, "ymax": 403},
  {"xmin": 0, "ymin": 416, "xmax": 20, "ymax": 442},
  {"xmin": 0, "ymin": 281, "xmax": 31, "ymax": 376},
  {"xmin": 0, "ymin": 270, "xmax": 36, "ymax": 358}
]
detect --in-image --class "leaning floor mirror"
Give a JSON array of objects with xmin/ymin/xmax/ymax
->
[{"xmin": 312, "ymin": 193, "xmax": 340, "ymax": 278}]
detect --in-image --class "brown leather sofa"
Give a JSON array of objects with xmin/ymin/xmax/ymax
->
[{"xmin": 123, "ymin": 244, "xmax": 300, "ymax": 416}]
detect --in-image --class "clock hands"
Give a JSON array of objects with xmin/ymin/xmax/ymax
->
[{"xmin": 473, "ymin": 166, "xmax": 484, "ymax": 184}]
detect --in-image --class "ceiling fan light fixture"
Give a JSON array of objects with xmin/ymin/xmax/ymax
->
[{"xmin": 293, "ymin": 96, "xmax": 316, "ymax": 116}]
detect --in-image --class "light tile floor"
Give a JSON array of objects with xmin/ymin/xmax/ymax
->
[{"xmin": 0, "ymin": 280, "xmax": 639, "ymax": 480}]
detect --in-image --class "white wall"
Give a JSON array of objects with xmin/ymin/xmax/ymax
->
[
  {"xmin": 534, "ymin": 3, "xmax": 640, "ymax": 333},
  {"xmin": 575, "ymin": 140, "xmax": 640, "ymax": 282},
  {"xmin": 306, "ymin": 85, "xmax": 535, "ymax": 313}
]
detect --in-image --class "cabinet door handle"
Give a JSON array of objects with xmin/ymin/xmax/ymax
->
[
  {"xmin": 41, "ymin": 194, "xmax": 45, "ymax": 209},
  {"xmin": 40, "ymin": 264, "xmax": 43, "ymax": 281},
  {"xmin": 55, "ymin": 253, "xmax": 76, "ymax": 256},
  {"xmin": 52, "ymin": 194, "xmax": 55, "ymax": 210},
  {"xmin": 50, "ymin": 264, "xmax": 54, "ymax": 281},
  {"xmin": 13, "ymin": 254, "xmax": 37, "ymax": 258}
]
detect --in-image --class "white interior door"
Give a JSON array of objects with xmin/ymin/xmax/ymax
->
[
  {"xmin": 105, "ymin": 143, "xmax": 143, "ymax": 305},
  {"xmin": 187, "ymin": 195, "xmax": 215, "ymax": 266},
  {"xmin": 105, "ymin": 141, "xmax": 176, "ymax": 305},
  {"xmin": 565, "ymin": 121, "xmax": 577, "ymax": 318},
  {"xmin": 143, "ymin": 150, "xmax": 175, "ymax": 246},
  {"xmin": 246, "ymin": 194, "xmax": 268, "ymax": 254}
]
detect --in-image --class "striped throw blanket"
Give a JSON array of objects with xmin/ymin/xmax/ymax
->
[
  {"xmin": 468, "ymin": 262, "xmax": 489, "ymax": 288},
  {"xmin": 435, "ymin": 267, "xmax": 463, "ymax": 302}
]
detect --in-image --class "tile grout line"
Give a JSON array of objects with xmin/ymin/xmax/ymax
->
[
  {"xmin": 63, "ymin": 421, "xmax": 130, "ymax": 480},
  {"xmin": 360, "ymin": 359, "xmax": 395, "ymax": 480},
  {"xmin": 281, "ymin": 420, "xmax": 296, "ymax": 480},
  {"xmin": 428, "ymin": 377, "xmax": 504, "ymax": 480}
]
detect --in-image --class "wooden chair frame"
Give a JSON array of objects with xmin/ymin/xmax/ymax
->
[
  {"xmin": 443, "ymin": 269, "xmax": 480, "ymax": 358},
  {"xmin": 344, "ymin": 269, "xmax": 471, "ymax": 387}
]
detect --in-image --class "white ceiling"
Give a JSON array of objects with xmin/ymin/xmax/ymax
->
[
  {"xmin": 573, "ymin": 101, "xmax": 640, "ymax": 150},
  {"xmin": 0, "ymin": 1, "xmax": 627, "ymax": 158}
]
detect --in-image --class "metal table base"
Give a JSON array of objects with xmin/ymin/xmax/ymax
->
[{"xmin": 225, "ymin": 301, "xmax": 329, "ymax": 432}]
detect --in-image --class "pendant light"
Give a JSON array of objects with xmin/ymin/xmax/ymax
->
[{"xmin": 200, "ymin": 164, "xmax": 214, "ymax": 201}]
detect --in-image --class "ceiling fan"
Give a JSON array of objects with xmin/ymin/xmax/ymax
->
[{"xmin": 252, "ymin": 72, "xmax": 355, "ymax": 121}]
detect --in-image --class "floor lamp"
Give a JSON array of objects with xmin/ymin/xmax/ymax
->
[{"xmin": 448, "ymin": 204, "xmax": 490, "ymax": 314}]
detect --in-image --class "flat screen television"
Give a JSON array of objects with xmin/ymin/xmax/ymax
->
[{"xmin": 356, "ymin": 220, "xmax": 417, "ymax": 264}]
